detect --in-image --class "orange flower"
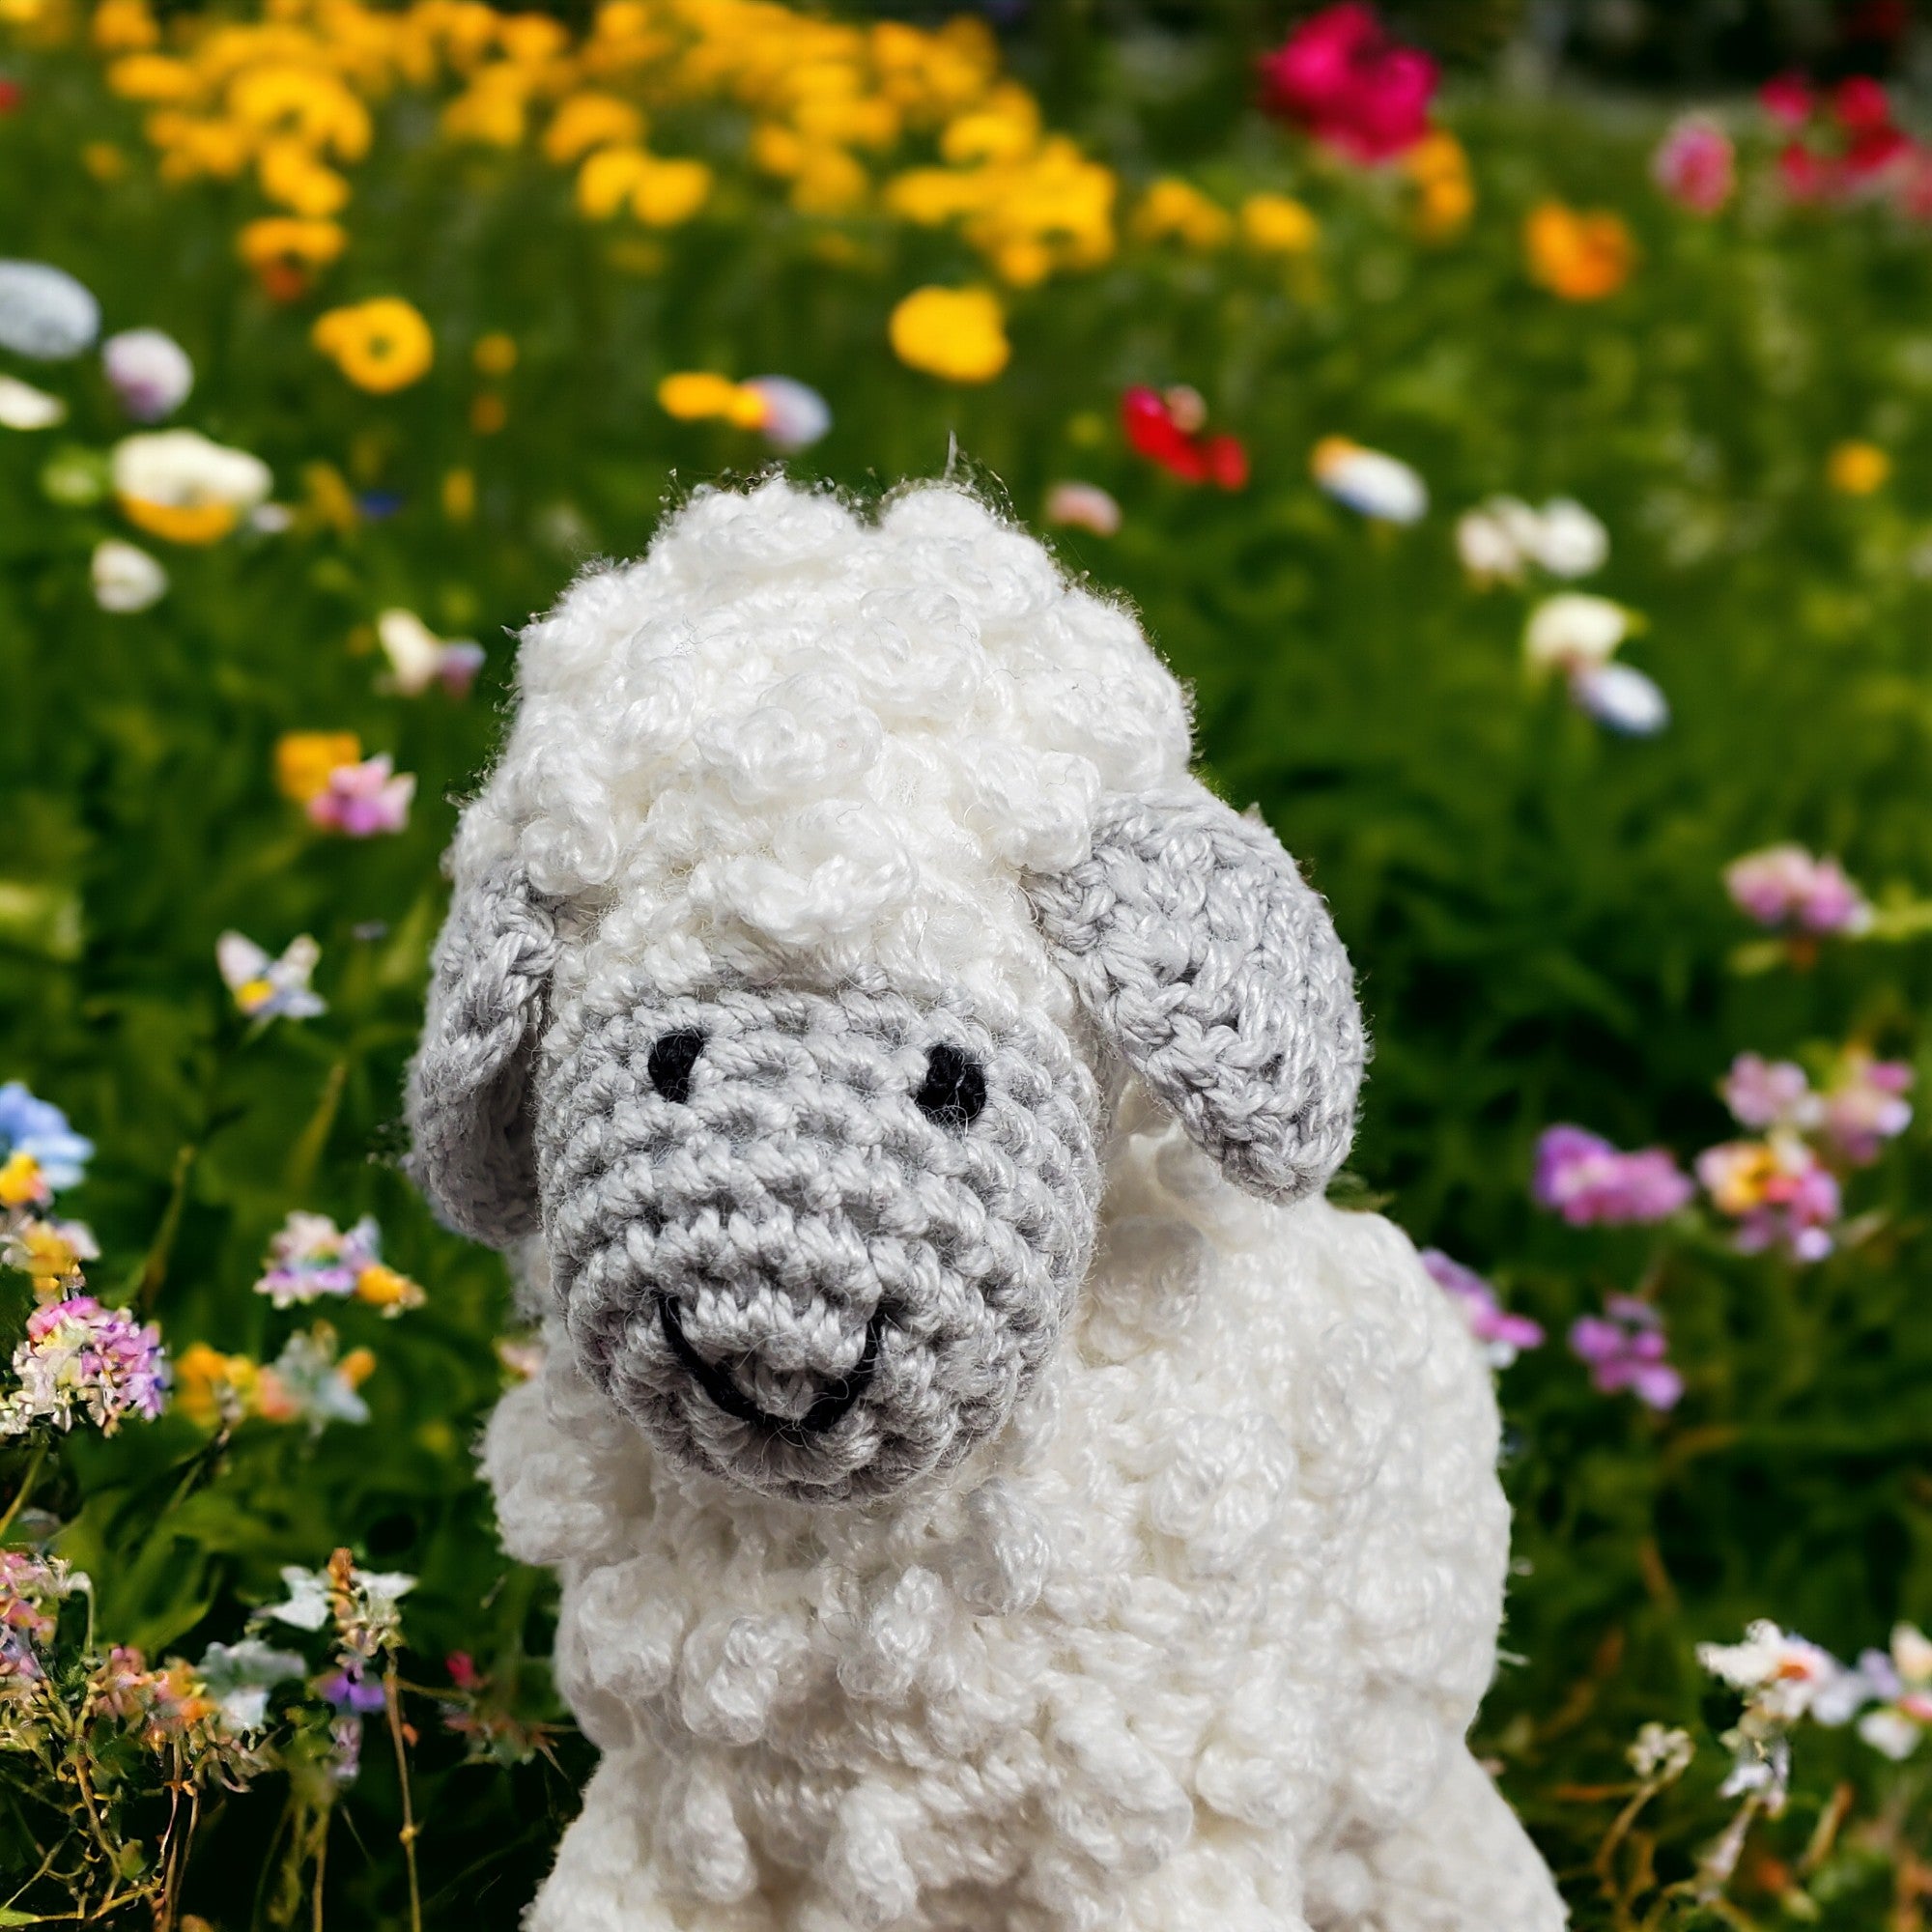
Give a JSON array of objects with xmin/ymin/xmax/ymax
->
[
  {"xmin": 276, "ymin": 730, "xmax": 361, "ymax": 804},
  {"xmin": 238, "ymin": 216, "xmax": 347, "ymax": 301},
  {"xmin": 1523, "ymin": 200, "xmax": 1634, "ymax": 301},
  {"xmin": 1827, "ymin": 440, "xmax": 1889, "ymax": 495}
]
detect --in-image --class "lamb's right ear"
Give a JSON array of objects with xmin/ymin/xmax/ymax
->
[{"xmin": 404, "ymin": 862, "xmax": 556, "ymax": 1248}]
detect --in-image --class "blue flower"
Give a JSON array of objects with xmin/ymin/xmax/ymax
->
[{"xmin": 0, "ymin": 1083, "xmax": 92, "ymax": 1192}]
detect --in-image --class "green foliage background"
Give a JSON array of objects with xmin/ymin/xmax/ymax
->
[{"xmin": 1, "ymin": 16, "xmax": 1930, "ymax": 1926}]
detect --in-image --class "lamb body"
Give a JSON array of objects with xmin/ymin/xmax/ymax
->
[{"xmin": 411, "ymin": 477, "xmax": 1566, "ymax": 1929}]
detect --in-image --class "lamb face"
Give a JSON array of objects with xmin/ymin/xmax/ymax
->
[{"xmin": 535, "ymin": 976, "xmax": 1100, "ymax": 1502}]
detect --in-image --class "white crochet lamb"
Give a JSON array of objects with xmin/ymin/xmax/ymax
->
[{"xmin": 407, "ymin": 476, "xmax": 1567, "ymax": 1932}]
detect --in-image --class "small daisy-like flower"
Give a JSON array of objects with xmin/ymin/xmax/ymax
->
[
  {"xmin": 1418, "ymin": 1248, "xmax": 1544, "ymax": 1368},
  {"xmin": 1724, "ymin": 844, "xmax": 1871, "ymax": 936},
  {"xmin": 1628, "ymin": 1722, "xmax": 1695, "ymax": 1781},
  {"xmin": 101, "ymin": 327, "xmax": 192, "ymax": 422},
  {"xmin": 305, "ymin": 753, "xmax": 414, "ymax": 838},
  {"xmin": 0, "ymin": 1294, "xmax": 168, "ymax": 1435},
  {"xmin": 0, "ymin": 375, "xmax": 65, "ymax": 430},
  {"xmin": 111, "ymin": 429, "xmax": 270, "ymax": 545},
  {"xmin": 0, "ymin": 1083, "xmax": 92, "ymax": 1192},
  {"xmin": 0, "ymin": 260, "xmax": 100, "ymax": 360},
  {"xmin": 216, "ymin": 930, "xmax": 326, "ymax": 1021},
  {"xmin": 1570, "ymin": 1295, "xmax": 1683, "ymax": 1410},
  {"xmin": 377, "ymin": 609, "xmax": 485, "ymax": 696},
  {"xmin": 1533, "ymin": 1123, "xmax": 1693, "ymax": 1226},
  {"xmin": 1311, "ymin": 436, "xmax": 1426, "ymax": 523}
]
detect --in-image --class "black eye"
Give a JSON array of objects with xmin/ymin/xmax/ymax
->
[
  {"xmin": 913, "ymin": 1043, "xmax": 986, "ymax": 1130},
  {"xmin": 647, "ymin": 1029, "xmax": 704, "ymax": 1104}
]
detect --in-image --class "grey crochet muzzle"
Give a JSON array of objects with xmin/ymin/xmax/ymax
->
[
  {"xmin": 533, "ymin": 977, "xmax": 1100, "ymax": 1502},
  {"xmin": 407, "ymin": 781, "xmax": 1362, "ymax": 1502}
]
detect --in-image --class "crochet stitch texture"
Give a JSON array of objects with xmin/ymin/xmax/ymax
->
[{"xmin": 407, "ymin": 475, "xmax": 1566, "ymax": 1930}]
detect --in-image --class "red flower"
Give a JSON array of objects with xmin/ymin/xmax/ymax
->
[
  {"xmin": 1121, "ymin": 386, "xmax": 1248, "ymax": 490},
  {"xmin": 1830, "ymin": 73, "xmax": 1892, "ymax": 133},
  {"xmin": 0, "ymin": 79, "xmax": 20, "ymax": 115},
  {"xmin": 1257, "ymin": 4, "xmax": 1436, "ymax": 164},
  {"xmin": 1759, "ymin": 71, "xmax": 1814, "ymax": 128}
]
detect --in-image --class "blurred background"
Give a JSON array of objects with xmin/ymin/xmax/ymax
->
[{"xmin": 1, "ymin": 0, "xmax": 1930, "ymax": 1924}]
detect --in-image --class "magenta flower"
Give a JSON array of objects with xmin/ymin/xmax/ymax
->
[
  {"xmin": 0, "ymin": 1294, "xmax": 168, "ymax": 1435},
  {"xmin": 305, "ymin": 753, "xmax": 414, "ymax": 838},
  {"xmin": 1652, "ymin": 117, "xmax": 1735, "ymax": 214},
  {"xmin": 1419, "ymin": 1248, "xmax": 1545, "ymax": 1367},
  {"xmin": 1820, "ymin": 1051, "xmax": 1914, "ymax": 1165},
  {"xmin": 1570, "ymin": 1295, "xmax": 1683, "ymax": 1409},
  {"xmin": 1256, "ymin": 4, "xmax": 1436, "ymax": 164},
  {"xmin": 1760, "ymin": 71, "xmax": 1814, "ymax": 128},
  {"xmin": 1724, "ymin": 844, "xmax": 1871, "ymax": 936},
  {"xmin": 1533, "ymin": 1124, "xmax": 1694, "ymax": 1226},
  {"xmin": 255, "ymin": 1210, "xmax": 383, "ymax": 1308}
]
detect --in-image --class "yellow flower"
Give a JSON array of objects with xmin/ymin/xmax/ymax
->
[
  {"xmin": 150, "ymin": 115, "xmax": 253, "ymax": 184},
  {"xmin": 1827, "ymin": 440, "xmax": 1889, "ymax": 495},
  {"xmin": 82, "ymin": 140, "xmax": 127, "ymax": 180},
  {"xmin": 888, "ymin": 284, "xmax": 1009, "ymax": 384},
  {"xmin": 788, "ymin": 145, "xmax": 868, "ymax": 215},
  {"xmin": 174, "ymin": 1342, "xmax": 260, "ymax": 1430},
  {"xmin": 441, "ymin": 67, "xmax": 531, "ymax": 148},
  {"xmin": 105, "ymin": 53, "xmax": 201, "ymax": 101},
  {"xmin": 355, "ymin": 1262, "xmax": 426, "ymax": 1316},
  {"xmin": 258, "ymin": 138, "xmax": 352, "ymax": 217},
  {"xmin": 543, "ymin": 90, "xmax": 643, "ymax": 163},
  {"xmin": 92, "ymin": 0, "xmax": 159, "ymax": 52},
  {"xmin": 1524, "ymin": 200, "xmax": 1634, "ymax": 301},
  {"xmin": 469, "ymin": 391, "xmax": 507, "ymax": 434},
  {"xmin": 276, "ymin": 730, "xmax": 361, "ymax": 803},
  {"xmin": 1239, "ymin": 191, "xmax": 1319, "ymax": 255},
  {"xmin": 7, "ymin": 1219, "xmax": 93, "ymax": 1298},
  {"xmin": 441, "ymin": 467, "xmax": 475, "ymax": 522},
  {"xmin": 227, "ymin": 64, "xmax": 372, "ymax": 162},
  {"xmin": 113, "ymin": 429, "xmax": 272, "ymax": 544},
  {"xmin": 1132, "ymin": 177, "xmax": 1233, "ymax": 251},
  {"xmin": 238, "ymin": 215, "xmax": 347, "ymax": 300},
  {"xmin": 312, "ymin": 297, "xmax": 435, "ymax": 392},
  {"xmin": 1406, "ymin": 131, "xmax": 1474, "ymax": 241},
  {"xmin": 576, "ymin": 146, "xmax": 713, "ymax": 225},
  {"xmin": 0, "ymin": 1151, "xmax": 47, "ymax": 1209},
  {"xmin": 472, "ymin": 331, "xmax": 518, "ymax": 376},
  {"xmin": 657, "ymin": 370, "xmax": 766, "ymax": 427}
]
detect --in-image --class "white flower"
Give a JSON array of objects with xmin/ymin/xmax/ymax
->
[
  {"xmin": 1044, "ymin": 481, "xmax": 1122, "ymax": 537},
  {"xmin": 377, "ymin": 608, "xmax": 485, "ymax": 696},
  {"xmin": 216, "ymin": 931, "xmax": 326, "ymax": 1021},
  {"xmin": 91, "ymin": 540, "xmax": 168, "ymax": 613},
  {"xmin": 0, "ymin": 260, "xmax": 99, "ymax": 360},
  {"xmin": 1571, "ymin": 662, "xmax": 1668, "ymax": 735},
  {"xmin": 101, "ymin": 327, "xmax": 193, "ymax": 422},
  {"xmin": 111, "ymin": 429, "xmax": 271, "ymax": 523},
  {"xmin": 267, "ymin": 1327, "xmax": 370, "ymax": 1430},
  {"xmin": 1698, "ymin": 1620, "xmax": 1855, "ymax": 1724},
  {"xmin": 1455, "ymin": 505, "xmax": 1522, "ymax": 582},
  {"xmin": 260, "ymin": 1565, "xmax": 332, "ymax": 1632},
  {"xmin": 1859, "ymin": 1708, "xmax": 1922, "ymax": 1760},
  {"xmin": 1628, "ymin": 1722, "xmax": 1695, "ymax": 1780},
  {"xmin": 743, "ymin": 376, "xmax": 831, "ymax": 452},
  {"xmin": 1524, "ymin": 592, "xmax": 1634, "ymax": 674},
  {"xmin": 1530, "ymin": 497, "xmax": 1609, "ymax": 578},
  {"xmin": 0, "ymin": 375, "xmax": 65, "ymax": 430},
  {"xmin": 1312, "ymin": 437, "xmax": 1428, "ymax": 524},
  {"xmin": 196, "ymin": 1636, "xmax": 305, "ymax": 1734}
]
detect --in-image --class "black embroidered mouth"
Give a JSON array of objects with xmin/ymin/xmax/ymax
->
[{"xmin": 658, "ymin": 1293, "xmax": 885, "ymax": 1439}]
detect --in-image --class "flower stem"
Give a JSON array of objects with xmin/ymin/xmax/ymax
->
[
  {"xmin": 384, "ymin": 1662, "xmax": 423, "ymax": 1932},
  {"xmin": 0, "ymin": 1438, "xmax": 49, "ymax": 1545}
]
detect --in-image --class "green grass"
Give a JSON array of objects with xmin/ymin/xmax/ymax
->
[{"xmin": 0, "ymin": 19, "xmax": 1929, "ymax": 1927}]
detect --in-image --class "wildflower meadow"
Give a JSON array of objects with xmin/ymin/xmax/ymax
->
[{"xmin": 0, "ymin": 0, "xmax": 1930, "ymax": 1923}]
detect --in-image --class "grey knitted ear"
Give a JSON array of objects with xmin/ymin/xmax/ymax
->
[
  {"xmin": 405, "ymin": 863, "xmax": 556, "ymax": 1247},
  {"xmin": 1030, "ymin": 786, "xmax": 1365, "ymax": 1202}
]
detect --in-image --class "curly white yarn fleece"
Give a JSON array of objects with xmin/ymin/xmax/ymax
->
[{"xmin": 447, "ymin": 477, "xmax": 1564, "ymax": 1929}]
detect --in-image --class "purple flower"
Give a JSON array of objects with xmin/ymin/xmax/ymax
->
[
  {"xmin": 255, "ymin": 1210, "xmax": 382, "ymax": 1308},
  {"xmin": 1419, "ymin": 1248, "xmax": 1545, "ymax": 1367},
  {"xmin": 1724, "ymin": 844, "xmax": 1871, "ymax": 935},
  {"xmin": 1720, "ymin": 1052, "xmax": 1819, "ymax": 1132},
  {"xmin": 1570, "ymin": 1294, "xmax": 1683, "ymax": 1408},
  {"xmin": 1533, "ymin": 1124, "xmax": 1694, "ymax": 1226},
  {"xmin": 0, "ymin": 1294, "xmax": 168, "ymax": 1435},
  {"xmin": 320, "ymin": 1656, "xmax": 388, "ymax": 1713}
]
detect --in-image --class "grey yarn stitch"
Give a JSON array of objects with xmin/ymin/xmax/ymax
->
[
  {"xmin": 406, "ymin": 864, "xmax": 556, "ymax": 1249},
  {"xmin": 535, "ymin": 976, "xmax": 1102, "ymax": 1504},
  {"xmin": 1029, "ymin": 786, "xmax": 1366, "ymax": 1204}
]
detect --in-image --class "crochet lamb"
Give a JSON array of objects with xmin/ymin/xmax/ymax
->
[{"xmin": 407, "ymin": 476, "xmax": 1566, "ymax": 1932}]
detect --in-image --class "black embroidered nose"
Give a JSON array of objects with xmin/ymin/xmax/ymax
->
[
  {"xmin": 914, "ymin": 1043, "xmax": 987, "ymax": 1130},
  {"xmin": 647, "ymin": 1029, "xmax": 704, "ymax": 1104}
]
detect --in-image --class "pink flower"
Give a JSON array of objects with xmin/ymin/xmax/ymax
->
[
  {"xmin": 1720, "ymin": 1053, "xmax": 1820, "ymax": 1133},
  {"xmin": 1760, "ymin": 71, "xmax": 1815, "ymax": 128},
  {"xmin": 1, "ymin": 1294, "xmax": 168, "ymax": 1435},
  {"xmin": 1819, "ymin": 1051, "xmax": 1914, "ymax": 1165},
  {"xmin": 1419, "ymin": 1248, "xmax": 1544, "ymax": 1367},
  {"xmin": 305, "ymin": 753, "xmax": 414, "ymax": 838},
  {"xmin": 1696, "ymin": 1134, "xmax": 1841, "ymax": 1263},
  {"xmin": 1256, "ymin": 4, "xmax": 1436, "ymax": 164},
  {"xmin": 1652, "ymin": 117, "xmax": 1735, "ymax": 215},
  {"xmin": 1571, "ymin": 1295, "xmax": 1683, "ymax": 1409},
  {"xmin": 1533, "ymin": 1124, "xmax": 1694, "ymax": 1226},
  {"xmin": 1723, "ymin": 844, "xmax": 1871, "ymax": 935}
]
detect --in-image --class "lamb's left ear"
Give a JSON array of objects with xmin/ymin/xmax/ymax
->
[
  {"xmin": 404, "ymin": 861, "xmax": 556, "ymax": 1248},
  {"xmin": 1028, "ymin": 784, "xmax": 1365, "ymax": 1202}
]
